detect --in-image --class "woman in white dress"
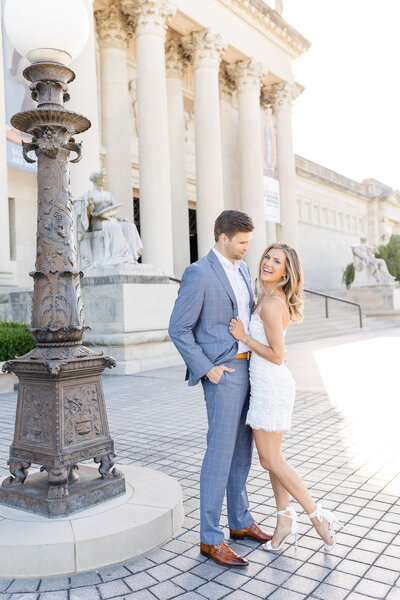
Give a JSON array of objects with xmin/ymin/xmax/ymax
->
[{"xmin": 229, "ymin": 243, "xmax": 343, "ymax": 553}]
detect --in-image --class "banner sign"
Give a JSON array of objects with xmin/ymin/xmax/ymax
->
[
  {"xmin": 264, "ymin": 175, "xmax": 280, "ymax": 223},
  {"xmin": 1, "ymin": 0, "xmax": 36, "ymax": 172}
]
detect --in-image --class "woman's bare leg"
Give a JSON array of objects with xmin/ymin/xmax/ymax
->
[{"xmin": 253, "ymin": 429, "xmax": 333, "ymax": 546}]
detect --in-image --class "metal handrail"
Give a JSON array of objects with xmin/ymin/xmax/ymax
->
[{"xmin": 304, "ymin": 288, "xmax": 363, "ymax": 328}]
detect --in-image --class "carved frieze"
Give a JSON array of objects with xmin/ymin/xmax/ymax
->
[
  {"xmin": 63, "ymin": 383, "xmax": 103, "ymax": 446},
  {"xmin": 18, "ymin": 387, "xmax": 52, "ymax": 446}
]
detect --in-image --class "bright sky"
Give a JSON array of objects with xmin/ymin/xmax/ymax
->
[{"xmin": 282, "ymin": 0, "xmax": 400, "ymax": 190}]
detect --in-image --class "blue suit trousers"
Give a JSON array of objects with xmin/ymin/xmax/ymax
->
[{"xmin": 200, "ymin": 358, "xmax": 254, "ymax": 545}]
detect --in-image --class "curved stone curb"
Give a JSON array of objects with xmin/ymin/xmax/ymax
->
[{"xmin": 0, "ymin": 465, "xmax": 184, "ymax": 577}]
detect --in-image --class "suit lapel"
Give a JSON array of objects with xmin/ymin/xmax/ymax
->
[
  {"xmin": 239, "ymin": 262, "xmax": 254, "ymax": 315},
  {"xmin": 207, "ymin": 250, "xmax": 238, "ymax": 313}
]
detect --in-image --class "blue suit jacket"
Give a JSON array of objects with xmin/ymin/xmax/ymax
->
[{"xmin": 168, "ymin": 249, "xmax": 254, "ymax": 386}]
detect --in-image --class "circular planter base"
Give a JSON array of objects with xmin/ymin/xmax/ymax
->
[{"xmin": 0, "ymin": 465, "xmax": 184, "ymax": 577}]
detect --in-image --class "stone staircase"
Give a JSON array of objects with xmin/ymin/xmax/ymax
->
[{"xmin": 285, "ymin": 291, "xmax": 394, "ymax": 345}]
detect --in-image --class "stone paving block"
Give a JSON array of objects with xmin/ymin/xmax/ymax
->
[
  {"xmin": 7, "ymin": 580, "xmax": 40, "ymax": 594},
  {"xmin": 124, "ymin": 591, "xmax": 158, "ymax": 600},
  {"xmin": 97, "ymin": 579, "xmax": 131, "ymax": 599},
  {"xmin": 241, "ymin": 579, "xmax": 277, "ymax": 597},
  {"xmin": 387, "ymin": 586, "xmax": 400, "ymax": 600},
  {"xmin": 124, "ymin": 572, "xmax": 159, "ymax": 592},
  {"xmin": 364, "ymin": 565, "xmax": 398, "ymax": 585},
  {"xmin": 269, "ymin": 556, "xmax": 304, "ymax": 573},
  {"xmin": 191, "ymin": 562, "xmax": 225, "ymax": 581},
  {"xmin": 150, "ymin": 580, "xmax": 185, "ymax": 600},
  {"xmin": 375, "ymin": 554, "xmax": 400, "ymax": 571},
  {"xmin": 296, "ymin": 563, "xmax": 332, "ymax": 581},
  {"xmin": 268, "ymin": 588, "xmax": 307, "ymax": 600},
  {"xmin": 38, "ymin": 592, "xmax": 68, "ymax": 600},
  {"xmin": 171, "ymin": 573, "xmax": 205, "ymax": 592},
  {"xmin": 0, "ymin": 581, "xmax": 12, "ymax": 593},
  {"xmin": 354, "ymin": 578, "xmax": 391, "ymax": 597},
  {"xmin": 195, "ymin": 581, "xmax": 231, "ymax": 599},
  {"xmin": 171, "ymin": 592, "xmax": 204, "ymax": 600},
  {"xmin": 167, "ymin": 556, "xmax": 200, "ymax": 572},
  {"xmin": 282, "ymin": 574, "xmax": 319, "ymax": 594},
  {"xmin": 124, "ymin": 557, "xmax": 156, "ymax": 574},
  {"xmin": 311, "ymin": 582, "xmax": 349, "ymax": 600},
  {"xmin": 213, "ymin": 571, "xmax": 250, "ymax": 589},
  {"xmin": 220, "ymin": 591, "xmax": 259, "ymax": 600},
  {"xmin": 255, "ymin": 567, "xmax": 291, "ymax": 586},
  {"xmin": 38, "ymin": 577, "xmax": 69, "ymax": 592},
  {"xmin": 98, "ymin": 565, "xmax": 131, "ymax": 582},
  {"xmin": 70, "ymin": 572, "xmax": 102, "ymax": 588},
  {"xmin": 69, "ymin": 586, "xmax": 101, "ymax": 600},
  {"xmin": 324, "ymin": 570, "xmax": 360, "ymax": 589},
  {"xmin": 8, "ymin": 595, "xmax": 38, "ymax": 600},
  {"xmin": 147, "ymin": 564, "xmax": 181, "ymax": 583}
]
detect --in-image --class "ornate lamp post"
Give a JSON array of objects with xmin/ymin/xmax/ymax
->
[{"xmin": 0, "ymin": 0, "xmax": 125, "ymax": 517}]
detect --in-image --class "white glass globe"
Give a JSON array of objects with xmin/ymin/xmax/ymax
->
[{"xmin": 4, "ymin": 0, "xmax": 89, "ymax": 65}]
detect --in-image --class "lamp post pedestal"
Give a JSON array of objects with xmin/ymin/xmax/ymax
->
[{"xmin": 0, "ymin": 62, "xmax": 125, "ymax": 515}]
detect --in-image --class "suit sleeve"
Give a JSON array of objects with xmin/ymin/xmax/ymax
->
[{"xmin": 168, "ymin": 264, "xmax": 214, "ymax": 381}]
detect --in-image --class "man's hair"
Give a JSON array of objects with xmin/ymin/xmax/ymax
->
[{"xmin": 214, "ymin": 210, "xmax": 254, "ymax": 242}]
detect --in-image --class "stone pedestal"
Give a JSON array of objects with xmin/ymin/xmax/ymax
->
[
  {"xmin": 347, "ymin": 284, "xmax": 400, "ymax": 312},
  {"xmin": 81, "ymin": 270, "xmax": 181, "ymax": 374}
]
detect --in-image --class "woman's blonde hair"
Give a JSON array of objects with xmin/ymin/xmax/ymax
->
[{"xmin": 258, "ymin": 243, "xmax": 304, "ymax": 323}]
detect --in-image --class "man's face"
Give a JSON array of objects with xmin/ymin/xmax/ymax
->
[{"xmin": 220, "ymin": 231, "xmax": 252, "ymax": 261}]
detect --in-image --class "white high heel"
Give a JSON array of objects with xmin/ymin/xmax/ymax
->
[
  {"xmin": 308, "ymin": 504, "xmax": 344, "ymax": 552},
  {"xmin": 263, "ymin": 506, "xmax": 298, "ymax": 552}
]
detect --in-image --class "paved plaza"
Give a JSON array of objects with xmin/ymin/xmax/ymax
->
[{"xmin": 0, "ymin": 328, "xmax": 399, "ymax": 600}]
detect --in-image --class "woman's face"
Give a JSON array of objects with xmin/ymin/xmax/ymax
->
[{"xmin": 259, "ymin": 248, "xmax": 287, "ymax": 286}]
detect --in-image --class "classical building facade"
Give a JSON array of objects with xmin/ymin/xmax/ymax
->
[{"xmin": 1, "ymin": 0, "xmax": 400, "ymax": 294}]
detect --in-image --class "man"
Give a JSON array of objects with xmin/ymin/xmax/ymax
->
[{"xmin": 169, "ymin": 210, "xmax": 271, "ymax": 567}]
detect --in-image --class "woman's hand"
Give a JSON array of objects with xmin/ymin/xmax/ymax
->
[{"xmin": 229, "ymin": 317, "xmax": 246, "ymax": 341}]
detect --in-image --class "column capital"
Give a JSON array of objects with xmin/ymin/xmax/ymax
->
[
  {"xmin": 182, "ymin": 29, "xmax": 227, "ymax": 70},
  {"xmin": 263, "ymin": 80, "xmax": 303, "ymax": 111},
  {"xmin": 219, "ymin": 65, "xmax": 235, "ymax": 100},
  {"xmin": 227, "ymin": 58, "xmax": 264, "ymax": 94},
  {"xmin": 165, "ymin": 39, "xmax": 188, "ymax": 79},
  {"xmin": 95, "ymin": 2, "xmax": 133, "ymax": 50},
  {"xmin": 121, "ymin": 0, "xmax": 176, "ymax": 37}
]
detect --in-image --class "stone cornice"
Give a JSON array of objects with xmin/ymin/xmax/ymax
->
[
  {"xmin": 218, "ymin": 0, "xmax": 310, "ymax": 59},
  {"xmin": 165, "ymin": 39, "xmax": 188, "ymax": 79},
  {"xmin": 120, "ymin": 0, "xmax": 176, "ymax": 36},
  {"xmin": 182, "ymin": 29, "xmax": 227, "ymax": 70},
  {"xmin": 227, "ymin": 58, "xmax": 264, "ymax": 93},
  {"xmin": 95, "ymin": 2, "xmax": 133, "ymax": 49}
]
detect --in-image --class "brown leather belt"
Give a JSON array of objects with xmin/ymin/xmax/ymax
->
[{"xmin": 235, "ymin": 352, "xmax": 252, "ymax": 359}]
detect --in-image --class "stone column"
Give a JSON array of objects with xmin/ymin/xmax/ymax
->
[
  {"xmin": 95, "ymin": 3, "xmax": 133, "ymax": 221},
  {"xmin": 122, "ymin": 0, "xmax": 175, "ymax": 274},
  {"xmin": 219, "ymin": 67, "xmax": 239, "ymax": 210},
  {"xmin": 273, "ymin": 81, "xmax": 300, "ymax": 248},
  {"xmin": 0, "ymin": 10, "xmax": 13, "ymax": 285},
  {"xmin": 183, "ymin": 29, "xmax": 227, "ymax": 258},
  {"xmin": 69, "ymin": 0, "xmax": 101, "ymax": 199},
  {"xmin": 165, "ymin": 39, "xmax": 190, "ymax": 278},
  {"xmin": 229, "ymin": 59, "xmax": 265, "ymax": 283}
]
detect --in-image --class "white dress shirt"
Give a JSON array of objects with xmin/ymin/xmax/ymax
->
[{"xmin": 213, "ymin": 247, "xmax": 251, "ymax": 353}]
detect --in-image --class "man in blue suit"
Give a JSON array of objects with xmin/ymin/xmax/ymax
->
[{"xmin": 169, "ymin": 210, "xmax": 271, "ymax": 567}]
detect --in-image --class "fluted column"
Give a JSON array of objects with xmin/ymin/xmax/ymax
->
[
  {"xmin": 229, "ymin": 59, "xmax": 265, "ymax": 282},
  {"xmin": 273, "ymin": 81, "xmax": 300, "ymax": 247},
  {"xmin": 166, "ymin": 39, "xmax": 190, "ymax": 278},
  {"xmin": 121, "ymin": 0, "xmax": 175, "ymax": 274},
  {"xmin": 0, "ymin": 10, "xmax": 13, "ymax": 285},
  {"xmin": 219, "ymin": 67, "xmax": 239, "ymax": 210},
  {"xmin": 95, "ymin": 3, "xmax": 133, "ymax": 221},
  {"xmin": 69, "ymin": 0, "xmax": 101, "ymax": 198},
  {"xmin": 183, "ymin": 30, "xmax": 227, "ymax": 257}
]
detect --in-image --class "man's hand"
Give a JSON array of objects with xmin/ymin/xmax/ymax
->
[{"xmin": 206, "ymin": 365, "xmax": 235, "ymax": 384}]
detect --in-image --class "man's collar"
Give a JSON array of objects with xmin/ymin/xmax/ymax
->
[{"xmin": 212, "ymin": 247, "xmax": 241, "ymax": 270}]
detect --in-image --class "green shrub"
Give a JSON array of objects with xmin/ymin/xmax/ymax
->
[
  {"xmin": 342, "ymin": 263, "xmax": 355, "ymax": 289},
  {"xmin": 377, "ymin": 234, "xmax": 400, "ymax": 281},
  {"xmin": 0, "ymin": 321, "xmax": 36, "ymax": 362}
]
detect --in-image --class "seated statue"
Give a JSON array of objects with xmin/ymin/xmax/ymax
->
[
  {"xmin": 73, "ymin": 170, "xmax": 142, "ymax": 271},
  {"xmin": 351, "ymin": 237, "xmax": 395, "ymax": 286}
]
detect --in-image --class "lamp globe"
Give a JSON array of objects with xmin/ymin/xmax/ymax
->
[{"xmin": 4, "ymin": 0, "xmax": 89, "ymax": 65}]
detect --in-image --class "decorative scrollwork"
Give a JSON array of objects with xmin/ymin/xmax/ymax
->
[
  {"xmin": 64, "ymin": 137, "xmax": 82, "ymax": 163},
  {"xmin": 2, "ymin": 460, "xmax": 31, "ymax": 487},
  {"xmin": 94, "ymin": 452, "xmax": 122, "ymax": 479},
  {"xmin": 22, "ymin": 140, "xmax": 38, "ymax": 163}
]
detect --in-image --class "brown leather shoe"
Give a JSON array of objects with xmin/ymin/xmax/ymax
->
[
  {"xmin": 230, "ymin": 522, "xmax": 273, "ymax": 542},
  {"xmin": 200, "ymin": 541, "xmax": 249, "ymax": 567}
]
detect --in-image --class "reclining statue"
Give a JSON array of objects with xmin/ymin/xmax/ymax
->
[
  {"xmin": 73, "ymin": 170, "xmax": 142, "ymax": 272},
  {"xmin": 351, "ymin": 237, "xmax": 395, "ymax": 286}
]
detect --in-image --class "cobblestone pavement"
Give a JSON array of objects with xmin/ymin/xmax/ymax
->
[{"xmin": 0, "ymin": 354, "xmax": 399, "ymax": 600}]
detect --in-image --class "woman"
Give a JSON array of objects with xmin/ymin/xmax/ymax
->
[{"xmin": 229, "ymin": 243, "xmax": 343, "ymax": 552}]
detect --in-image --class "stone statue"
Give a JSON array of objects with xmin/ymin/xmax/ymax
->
[
  {"xmin": 73, "ymin": 170, "xmax": 142, "ymax": 271},
  {"xmin": 351, "ymin": 237, "xmax": 395, "ymax": 286}
]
